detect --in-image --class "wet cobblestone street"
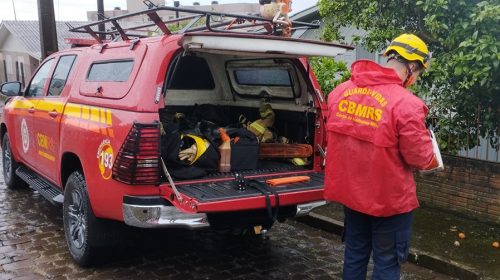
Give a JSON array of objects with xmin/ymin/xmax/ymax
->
[{"xmin": 0, "ymin": 162, "xmax": 454, "ymax": 279}]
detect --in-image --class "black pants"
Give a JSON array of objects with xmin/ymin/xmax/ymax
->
[{"xmin": 342, "ymin": 207, "xmax": 413, "ymax": 280}]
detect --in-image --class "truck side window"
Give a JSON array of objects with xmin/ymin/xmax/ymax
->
[
  {"xmin": 25, "ymin": 58, "xmax": 54, "ymax": 97},
  {"xmin": 87, "ymin": 60, "xmax": 134, "ymax": 82},
  {"xmin": 48, "ymin": 55, "xmax": 77, "ymax": 96},
  {"xmin": 167, "ymin": 55, "xmax": 214, "ymax": 90}
]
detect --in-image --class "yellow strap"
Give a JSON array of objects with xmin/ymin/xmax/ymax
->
[
  {"xmin": 250, "ymin": 121, "xmax": 266, "ymax": 134},
  {"xmin": 260, "ymin": 108, "xmax": 274, "ymax": 118},
  {"xmin": 291, "ymin": 158, "xmax": 306, "ymax": 166}
]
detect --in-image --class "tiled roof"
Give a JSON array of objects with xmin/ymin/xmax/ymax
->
[
  {"xmin": 0, "ymin": 20, "xmax": 93, "ymax": 59},
  {"xmin": 290, "ymin": 6, "xmax": 319, "ymax": 22}
]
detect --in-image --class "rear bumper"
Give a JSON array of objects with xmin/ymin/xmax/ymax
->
[
  {"xmin": 122, "ymin": 196, "xmax": 210, "ymax": 229},
  {"xmin": 296, "ymin": 200, "xmax": 327, "ymax": 216},
  {"xmin": 122, "ymin": 196, "xmax": 326, "ymax": 229}
]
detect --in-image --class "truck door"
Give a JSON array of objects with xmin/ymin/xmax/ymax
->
[
  {"xmin": 10, "ymin": 58, "xmax": 55, "ymax": 169},
  {"xmin": 32, "ymin": 54, "xmax": 78, "ymax": 184}
]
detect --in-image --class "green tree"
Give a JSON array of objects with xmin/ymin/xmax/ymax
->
[
  {"xmin": 318, "ymin": 0, "xmax": 499, "ymax": 153},
  {"xmin": 310, "ymin": 57, "xmax": 351, "ymax": 95}
]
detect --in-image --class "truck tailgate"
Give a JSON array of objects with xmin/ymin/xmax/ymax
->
[{"xmin": 177, "ymin": 172, "xmax": 324, "ymax": 203}]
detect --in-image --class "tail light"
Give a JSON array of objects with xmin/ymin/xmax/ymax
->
[{"xmin": 113, "ymin": 122, "xmax": 161, "ymax": 185}]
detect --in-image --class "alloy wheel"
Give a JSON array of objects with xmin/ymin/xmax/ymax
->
[{"xmin": 67, "ymin": 189, "xmax": 87, "ymax": 249}]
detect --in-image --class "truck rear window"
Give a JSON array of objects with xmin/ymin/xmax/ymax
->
[
  {"xmin": 234, "ymin": 69, "xmax": 292, "ymax": 87},
  {"xmin": 87, "ymin": 60, "xmax": 133, "ymax": 82},
  {"xmin": 227, "ymin": 59, "xmax": 299, "ymax": 99}
]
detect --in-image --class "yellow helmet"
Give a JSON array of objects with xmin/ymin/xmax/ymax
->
[
  {"xmin": 384, "ymin": 33, "xmax": 430, "ymax": 68},
  {"xmin": 181, "ymin": 134, "xmax": 209, "ymax": 164}
]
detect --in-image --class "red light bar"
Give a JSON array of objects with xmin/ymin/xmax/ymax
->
[{"xmin": 64, "ymin": 38, "xmax": 104, "ymax": 47}]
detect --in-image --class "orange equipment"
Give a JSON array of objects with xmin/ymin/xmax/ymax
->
[
  {"xmin": 259, "ymin": 0, "xmax": 293, "ymax": 37},
  {"xmin": 266, "ymin": 176, "xmax": 310, "ymax": 186},
  {"xmin": 258, "ymin": 143, "xmax": 312, "ymax": 159}
]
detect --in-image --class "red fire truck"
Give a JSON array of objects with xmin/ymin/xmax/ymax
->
[{"xmin": 0, "ymin": 7, "xmax": 352, "ymax": 266}]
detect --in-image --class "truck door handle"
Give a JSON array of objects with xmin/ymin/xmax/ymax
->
[
  {"xmin": 28, "ymin": 107, "xmax": 35, "ymax": 114},
  {"xmin": 48, "ymin": 110, "xmax": 58, "ymax": 118}
]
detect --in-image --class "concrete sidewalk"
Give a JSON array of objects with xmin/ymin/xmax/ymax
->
[{"xmin": 296, "ymin": 204, "xmax": 484, "ymax": 280}]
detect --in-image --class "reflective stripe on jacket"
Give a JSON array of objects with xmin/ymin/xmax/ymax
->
[{"xmin": 324, "ymin": 60, "xmax": 434, "ymax": 217}]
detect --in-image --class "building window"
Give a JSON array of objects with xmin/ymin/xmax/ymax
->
[
  {"xmin": 15, "ymin": 61, "xmax": 20, "ymax": 81},
  {"xmin": 5, "ymin": 55, "xmax": 13, "ymax": 75},
  {"xmin": 3, "ymin": 60, "xmax": 7, "ymax": 82},
  {"xmin": 20, "ymin": 62, "xmax": 25, "ymax": 86}
]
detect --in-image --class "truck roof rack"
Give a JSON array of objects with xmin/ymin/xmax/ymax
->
[{"xmin": 68, "ymin": 6, "xmax": 319, "ymax": 43}]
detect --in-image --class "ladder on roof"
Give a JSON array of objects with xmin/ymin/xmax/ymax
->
[{"xmin": 68, "ymin": 6, "xmax": 319, "ymax": 43}]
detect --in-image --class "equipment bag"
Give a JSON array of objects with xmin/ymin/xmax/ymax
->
[
  {"xmin": 161, "ymin": 121, "xmax": 218, "ymax": 179},
  {"xmin": 229, "ymin": 129, "xmax": 259, "ymax": 170}
]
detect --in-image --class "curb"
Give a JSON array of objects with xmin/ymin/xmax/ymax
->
[{"xmin": 295, "ymin": 212, "xmax": 482, "ymax": 280}]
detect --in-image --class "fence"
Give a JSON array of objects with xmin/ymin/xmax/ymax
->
[
  {"xmin": 456, "ymin": 131, "xmax": 499, "ymax": 163},
  {"xmin": 428, "ymin": 104, "xmax": 499, "ymax": 163}
]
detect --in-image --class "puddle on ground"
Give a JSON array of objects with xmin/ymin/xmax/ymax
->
[
  {"xmin": 312, "ymin": 203, "xmax": 500, "ymax": 279},
  {"xmin": 412, "ymin": 207, "xmax": 500, "ymax": 279}
]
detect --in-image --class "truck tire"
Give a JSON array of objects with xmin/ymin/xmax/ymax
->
[
  {"xmin": 2, "ymin": 134, "xmax": 28, "ymax": 189},
  {"xmin": 63, "ymin": 171, "xmax": 100, "ymax": 266}
]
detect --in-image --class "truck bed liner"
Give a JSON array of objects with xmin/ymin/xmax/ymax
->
[{"xmin": 177, "ymin": 172, "xmax": 324, "ymax": 202}]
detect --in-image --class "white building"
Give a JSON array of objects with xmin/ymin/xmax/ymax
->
[{"xmin": 0, "ymin": 20, "xmax": 91, "ymax": 85}]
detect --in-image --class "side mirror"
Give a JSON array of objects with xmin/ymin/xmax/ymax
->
[{"xmin": 0, "ymin": 82, "xmax": 22, "ymax": 96}]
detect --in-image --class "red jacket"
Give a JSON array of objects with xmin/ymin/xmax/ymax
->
[{"xmin": 324, "ymin": 60, "xmax": 434, "ymax": 217}]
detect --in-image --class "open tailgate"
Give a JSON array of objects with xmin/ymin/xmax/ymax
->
[
  {"xmin": 178, "ymin": 32, "xmax": 354, "ymax": 58},
  {"xmin": 160, "ymin": 171, "xmax": 324, "ymax": 213}
]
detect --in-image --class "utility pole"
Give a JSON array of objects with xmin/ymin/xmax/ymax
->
[
  {"xmin": 37, "ymin": 0, "xmax": 58, "ymax": 59},
  {"xmin": 97, "ymin": 0, "xmax": 105, "ymax": 40},
  {"xmin": 11, "ymin": 0, "xmax": 17, "ymax": 20},
  {"xmin": 174, "ymin": 1, "xmax": 179, "ymax": 26}
]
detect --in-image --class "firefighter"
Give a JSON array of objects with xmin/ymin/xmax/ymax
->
[{"xmin": 324, "ymin": 34, "xmax": 440, "ymax": 279}]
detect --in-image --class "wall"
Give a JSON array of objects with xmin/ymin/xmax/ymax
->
[
  {"xmin": 87, "ymin": 3, "xmax": 260, "ymax": 23},
  {"xmin": 0, "ymin": 51, "xmax": 33, "ymax": 85},
  {"xmin": 416, "ymin": 154, "xmax": 500, "ymax": 225},
  {"xmin": 0, "ymin": 31, "xmax": 33, "ymax": 85}
]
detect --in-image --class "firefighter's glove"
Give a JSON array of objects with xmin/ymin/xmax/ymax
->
[{"xmin": 179, "ymin": 144, "xmax": 197, "ymax": 163}]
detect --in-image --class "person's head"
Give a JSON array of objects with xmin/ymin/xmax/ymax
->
[{"xmin": 383, "ymin": 33, "xmax": 430, "ymax": 88}]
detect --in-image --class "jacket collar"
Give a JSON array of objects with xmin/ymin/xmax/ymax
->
[{"xmin": 350, "ymin": 60, "xmax": 403, "ymax": 87}]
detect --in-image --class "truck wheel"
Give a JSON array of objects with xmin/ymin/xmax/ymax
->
[
  {"xmin": 2, "ymin": 134, "xmax": 28, "ymax": 189},
  {"xmin": 63, "ymin": 171, "xmax": 99, "ymax": 266}
]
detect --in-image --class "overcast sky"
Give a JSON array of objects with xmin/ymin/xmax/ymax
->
[{"xmin": 0, "ymin": 0, "xmax": 317, "ymax": 21}]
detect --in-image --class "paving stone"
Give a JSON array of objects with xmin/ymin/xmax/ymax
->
[
  {"xmin": 1, "ymin": 259, "xmax": 35, "ymax": 271},
  {"xmin": 0, "ymin": 273, "xmax": 16, "ymax": 280},
  {"xmin": 0, "ymin": 159, "xmax": 456, "ymax": 280},
  {"xmin": 13, "ymin": 252, "xmax": 40, "ymax": 262}
]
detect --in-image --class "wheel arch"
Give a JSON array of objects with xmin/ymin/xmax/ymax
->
[
  {"xmin": 1, "ymin": 123, "xmax": 7, "ymax": 148},
  {"xmin": 61, "ymin": 152, "xmax": 83, "ymax": 189}
]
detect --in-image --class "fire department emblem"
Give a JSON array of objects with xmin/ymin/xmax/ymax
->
[
  {"xmin": 97, "ymin": 139, "xmax": 114, "ymax": 180},
  {"xmin": 21, "ymin": 118, "xmax": 29, "ymax": 153}
]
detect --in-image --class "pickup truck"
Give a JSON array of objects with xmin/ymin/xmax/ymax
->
[{"xmin": 0, "ymin": 7, "xmax": 352, "ymax": 266}]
